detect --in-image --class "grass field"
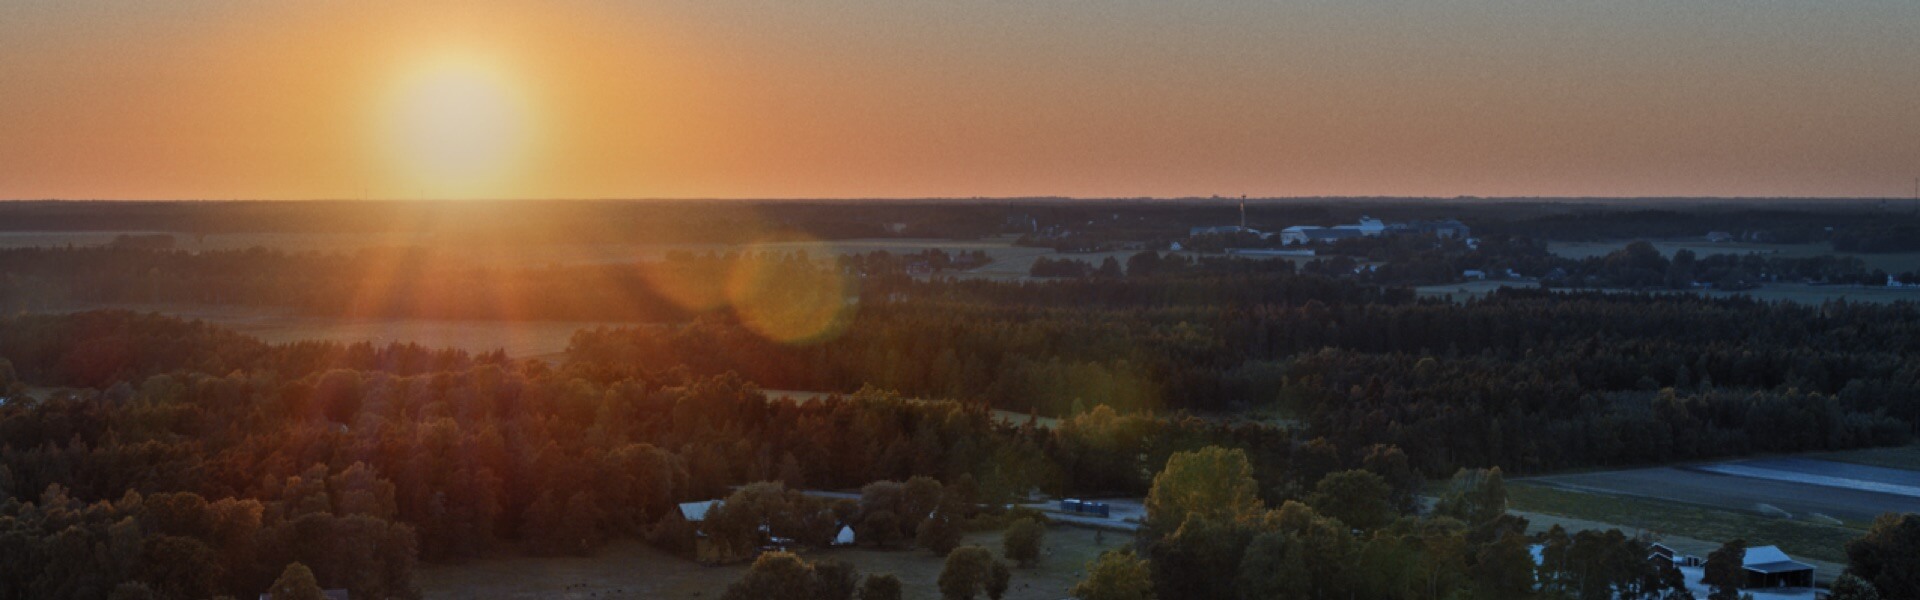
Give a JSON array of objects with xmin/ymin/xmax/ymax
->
[
  {"xmin": 1506, "ymin": 483, "xmax": 1858, "ymax": 565},
  {"xmin": 416, "ymin": 525, "xmax": 1128, "ymax": 600},
  {"xmin": 1808, "ymin": 444, "xmax": 1920, "ymax": 472}
]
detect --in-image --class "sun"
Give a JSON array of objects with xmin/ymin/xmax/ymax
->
[{"xmin": 382, "ymin": 53, "xmax": 532, "ymax": 198}]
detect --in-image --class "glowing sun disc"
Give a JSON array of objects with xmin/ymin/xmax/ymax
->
[{"xmin": 383, "ymin": 55, "xmax": 530, "ymax": 197}]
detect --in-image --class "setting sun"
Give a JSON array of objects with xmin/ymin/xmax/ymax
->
[{"xmin": 382, "ymin": 53, "xmax": 533, "ymax": 198}]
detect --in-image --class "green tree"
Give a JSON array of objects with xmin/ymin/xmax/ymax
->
[
  {"xmin": 917, "ymin": 510, "xmax": 964, "ymax": 556},
  {"xmin": 861, "ymin": 510, "xmax": 902, "ymax": 548},
  {"xmin": 1433, "ymin": 467, "xmax": 1507, "ymax": 525},
  {"xmin": 723, "ymin": 552, "xmax": 816, "ymax": 600},
  {"xmin": 1003, "ymin": 517, "xmax": 1045, "ymax": 568},
  {"xmin": 859, "ymin": 573, "xmax": 903, "ymax": 600},
  {"xmin": 268, "ymin": 563, "xmax": 326, "ymax": 600},
  {"xmin": 1071, "ymin": 550, "xmax": 1155, "ymax": 600},
  {"xmin": 1306, "ymin": 470, "xmax": 1396, "ymax": 530},
  {"xmin": 1145, "ymin": 446, "xmax": 1262, "ymax": 528},
  {"xmin": 140, "ymin": 535, "xmax": 222, "ymax": 600},
  {"xmin": 939, "ymin": 546, "xmax": 999, "ymax": 600},
  {"xmin": 1702, "ymin": 539, "xmax": 1747, "ymax": 600},
  {"xmin": 1235, "ymin": 531, "xmax": 1311, "ymax": 599},
  {"xmin": 1360, "ymin": 444, "xmax": 1423, "ymax": 512},
  {"xmin": 987, "ymin": 561, "xmax": 1011, "ymax": 600},
  {"xmin": 1829, "ymin": 572, "xmax": 1883, "ymax": 600},
  {"xmin": 1845, "ymin": 513, "xmax": 1919, "ymax": 600},
  {"xmin": 1472, "ymin": 534, "xmax": 1538, "ymax": 600},
  {"xmin": 812, "ymin": 559, "xmax": 860, "ymax": 600}
]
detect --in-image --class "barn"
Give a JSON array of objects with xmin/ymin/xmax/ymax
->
[{"xmin": 1740, "ymin": 545, "xmax": 1814, "ymax": 589}]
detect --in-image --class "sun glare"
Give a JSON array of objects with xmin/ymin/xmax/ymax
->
[{"xmin": 383, "ymin": 54, "xmax": 532, "ymax": 198}]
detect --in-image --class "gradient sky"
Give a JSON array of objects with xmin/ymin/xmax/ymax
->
[{"xmin": 3, "ymin": 0, "xmax": 1917, "ymax": 200}]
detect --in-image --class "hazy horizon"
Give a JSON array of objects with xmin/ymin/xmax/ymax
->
[{"xmin": 5, "ymin": 0, "xmax": 1918, "ymax": 200}]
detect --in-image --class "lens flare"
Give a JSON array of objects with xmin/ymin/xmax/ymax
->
[{"xmin": 725, "ymin": 240, "xmax": 856, "ymax": 345}]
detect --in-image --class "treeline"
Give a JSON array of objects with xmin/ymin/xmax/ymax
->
[
  {"xmin": 0, "ymin": 310, "xmax": 1349, "ymax": 598},
  {"xmin": 0, "ymin": 246, "xmax": 941, "ymax": 320},
  {"xmin": 568, "ymin": 279, "xmax": 1920, "ymax": 474},
  {"xmin": 1543, "ymin": 241, "xmax": 1887, "ymax": 289},
  {"xmin": 1123, "ymin": 449, "xmax": 1689, "ymax": 600},
  {"xmin": 1, "ymin": 303, "xmax": 1913, "ymax": 598},
  {"xmin": 1094, "ymin": 446, "xmax": 1920, "ymax": 600}
]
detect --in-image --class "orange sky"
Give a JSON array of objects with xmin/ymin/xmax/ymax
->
[{"xmin": 2, "ymin": 0, "xmax": 1918, "ymax": 200}]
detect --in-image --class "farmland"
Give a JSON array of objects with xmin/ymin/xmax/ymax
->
[
  {"xmin": 1522, "ymin": 457, "xmax": 1917, "ymax": 526},
  {"xmin": 416, "ymin": 525, "xmax": 1126, "ymax": 600},
  {"xmin": 1507, "ymin": 447, "xmax": 1920, "ymax": 567}
]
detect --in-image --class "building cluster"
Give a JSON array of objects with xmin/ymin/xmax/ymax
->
[
  {"xmin": 1530, "ymin": 541, "xmax": 1816, "ymax": 598},
  {"xmin": 1189, "ymin": 216, "xmax": 1470, "ymax": 245}
]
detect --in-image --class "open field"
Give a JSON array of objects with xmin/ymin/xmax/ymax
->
[
  {"xmin": 1506, "ymin": 484, "xmax": 1859, "ymax": 566},
  {"xmin": 1525, "ymin": 459, "xmax": 1912, "ymax": 525},
  {"xmin": 63, "ymin": 305, "xmax": 611, "ymax": 361},
  {"xmin": 416, "ymin": 525, "xmax": 1128, "ymax": 600},
  {"xmin": 1548, "ymin": 240, "xmax": 1920, "ymax": 274},
  {"xmin": 1811, "ymin": 444, "xmax": 1920, "ymax": 471},
  {"xmin": 1507, "ymin": 452, "xmax": 1920, "ymax": 566}
]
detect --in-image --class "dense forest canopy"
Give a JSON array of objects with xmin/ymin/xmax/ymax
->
[{"xmin": 3, "ymin": 200, "xmax": 1919, "ymax": 599}]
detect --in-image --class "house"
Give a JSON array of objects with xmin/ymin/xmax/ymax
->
[
  {"xmin": 1648, "ymin": 542, "xmax": 1702, "ymax": 568},
  {"xmin": 1706, "ymin": 231, "xmax": 1734, "ymax": 243},
  {"xmin": 833, "ymin": 525, "xmax": 857, "ymax": 546},
  {"xmin": 259, "ymin": 591, "xmax": 349, "ymax": 600},
  {"xmin": 1738, "ymin": 545, "xmax": 1814, "ymax": 589}
]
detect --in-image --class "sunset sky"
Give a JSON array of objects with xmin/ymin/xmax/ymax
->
[{"xmin": 3, "ymin": 0, "xmax": 1917, "ymax": 200}]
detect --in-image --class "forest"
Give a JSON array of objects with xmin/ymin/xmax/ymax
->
[
  {"xmin": 3, "ymin": 256, "xmax": 1919, "ymax": 597},
  {"xmin": 3, "ymin": 201, "xmax": 1920, "ymax": 598}
]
